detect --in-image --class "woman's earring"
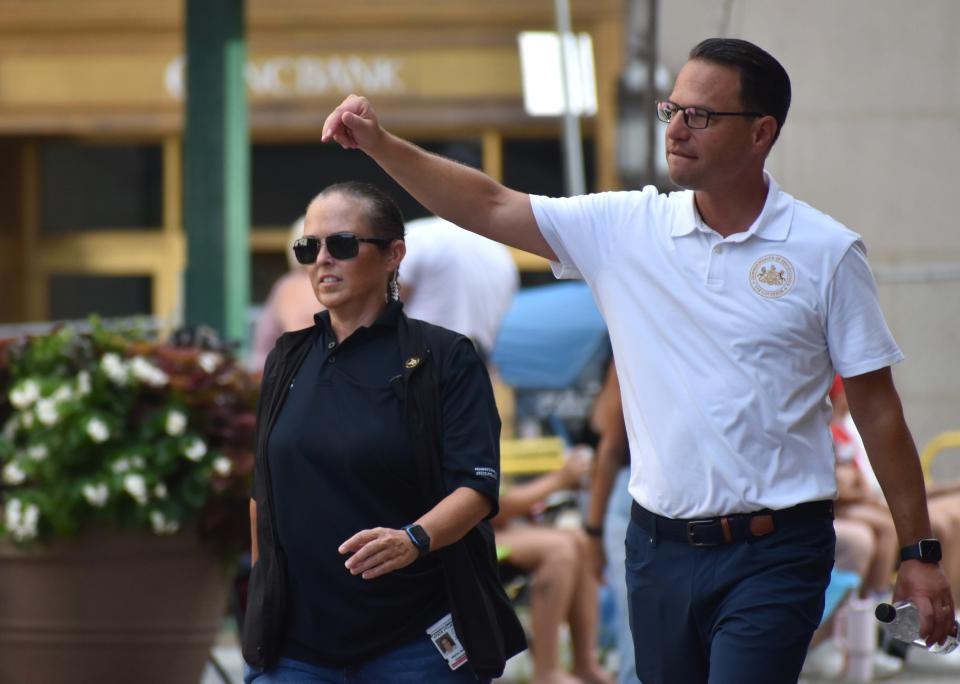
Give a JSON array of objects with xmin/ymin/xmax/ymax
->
[{"xmin": 389, "ymin": 271, "xmax": 400, "ymax": 301}]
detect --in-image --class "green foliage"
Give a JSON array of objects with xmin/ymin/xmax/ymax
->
[{"xmin": 0, "ymin": 319, "xmax": 258, "ymax": 556}]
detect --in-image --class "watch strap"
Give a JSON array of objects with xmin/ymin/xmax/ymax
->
[
  {"xmin": 900, "ymin": 538, "xmax": 942, "ymax": 564},
  {"xmin": 583, "ymin": 523, "xmax": 604, "ymax": 538}
]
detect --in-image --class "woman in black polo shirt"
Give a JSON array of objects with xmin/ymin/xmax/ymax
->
[{"xmin": 243, "ymin": 182, "xmax": 507, "ymax": 683}]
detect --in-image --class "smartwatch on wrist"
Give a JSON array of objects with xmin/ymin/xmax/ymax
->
[
  {"xmin": 403, "ymin": 523, "xmax": 431, "ymax": 558},
  {"xmin": 900, "ymin": 538, "xmax": 942, "ymax": 564}
]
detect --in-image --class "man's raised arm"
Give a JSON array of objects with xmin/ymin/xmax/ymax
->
[{"xmin": 321, "ymin": 95, "xmax": 556, "ymax": 260}]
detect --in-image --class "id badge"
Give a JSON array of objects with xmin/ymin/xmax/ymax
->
[{"xmin": 426, "ymin": 613, "xmax": 468, "ymax": 670}]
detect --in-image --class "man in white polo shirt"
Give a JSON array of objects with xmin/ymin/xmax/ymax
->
[{"xmin": 321, "ymin": 37, "xmax": 954, "ymax": 684}]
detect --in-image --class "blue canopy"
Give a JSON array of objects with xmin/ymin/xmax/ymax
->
[{"xmin": 491, "ymin": 282, "xmax": 610, "ymax": 391}]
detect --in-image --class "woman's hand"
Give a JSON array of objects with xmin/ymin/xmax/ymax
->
[{"xmin": 339, "ymin": 527, "xmax": 420, "ymax": 580}]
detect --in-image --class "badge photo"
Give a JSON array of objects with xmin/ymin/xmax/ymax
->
[{"xmin": 426, "ymin": 613, "xmax": 468, "ymax": 670}]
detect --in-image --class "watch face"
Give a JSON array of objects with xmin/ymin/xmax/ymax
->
[
  {"xmin": 919, "ymin": 538, "xmax": 943, "ymax": 562},
  {"xmin": 406, "ymin": 524, "xmax": 430, "ymax": 550}
]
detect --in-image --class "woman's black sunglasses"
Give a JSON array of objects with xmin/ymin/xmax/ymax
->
[{"xmin": 292, "ymin": 232, "xmax": 394, "ymax": 263}]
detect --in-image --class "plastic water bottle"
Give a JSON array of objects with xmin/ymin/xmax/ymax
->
[{"xmin": 875, "ymin": 601, "xmax": 960, "ymax": 654}]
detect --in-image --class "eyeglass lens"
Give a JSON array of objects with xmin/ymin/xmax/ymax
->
[
  {"xmin": 293, "ymin": 234, "xmax": 360, "ymax": 263},
  {"xmin": 658, "ymin": 102, "xmax": 709, "ymax": 129}
]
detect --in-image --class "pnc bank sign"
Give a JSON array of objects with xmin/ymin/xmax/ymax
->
[{"xmin": 164, "ymin": 54, "xmax": 406, "ymax": 100}]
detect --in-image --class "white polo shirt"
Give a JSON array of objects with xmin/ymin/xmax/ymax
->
[{"xmin": 531, "ymin": 173, "xmax": 903, "ymax": 518}]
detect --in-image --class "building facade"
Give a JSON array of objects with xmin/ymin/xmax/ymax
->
[{"xmin": 0, "ymin": 0, "xmax": 624, "ymax": 323}]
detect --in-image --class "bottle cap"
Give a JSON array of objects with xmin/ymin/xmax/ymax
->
[{"xmin": 875, "ymin": 603, "xmax": 897, "ymax": 623}]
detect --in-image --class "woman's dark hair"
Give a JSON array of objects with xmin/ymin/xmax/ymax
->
[
  {"xmin": 315, "ymin": 181, "xmax": 405, "ymax": 300},
  {"xmin": 689, "ymin": 38, "xmax": 791, "ymax": 145},
  {"xmin": 317, "ymin": 181, "xmax": 405, "ymax": 242}
]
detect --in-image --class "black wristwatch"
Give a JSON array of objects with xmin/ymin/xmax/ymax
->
[
  {"xmin": 900, "ymin": 538, "xmax": 942, "ymax": 564},
  {"xmin": 403, "ymin": 523, "xmax": 431, "ymax": 558}
]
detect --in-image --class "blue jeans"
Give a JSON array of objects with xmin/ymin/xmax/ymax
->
[
  {"xmin": 625, "ymin": 510, "xmax": 834, "ymax": 684},
  {"xmin": 243, "ymin": 634, "xmax": 490, "ymax": 684}
]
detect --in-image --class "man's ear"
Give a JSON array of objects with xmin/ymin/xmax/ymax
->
[{"xmin": 754, "ymin": 115, "xmax": 778, "ymax": 155}]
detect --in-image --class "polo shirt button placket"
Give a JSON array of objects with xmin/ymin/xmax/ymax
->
[{"xmin": 706, "ymin": 243, "xmax": 726, "ymax": 286}]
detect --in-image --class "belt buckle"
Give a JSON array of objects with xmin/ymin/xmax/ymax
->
[{"xmin": 686, "ymin": 519, "xmax": 720, "ymax": 547}]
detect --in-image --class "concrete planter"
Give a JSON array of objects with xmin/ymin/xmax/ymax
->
[{"xmin": 0, "ymin": 529, "xmax": 229, "ymax": 684}]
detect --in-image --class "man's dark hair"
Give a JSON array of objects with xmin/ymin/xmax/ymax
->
[
  {"xmin": 317, "ymin": 181, "xmax": 405, "ymax": 242},
  {"xmin": 689, "ymin": 38, "xmax": 791, "ymax": 145}
]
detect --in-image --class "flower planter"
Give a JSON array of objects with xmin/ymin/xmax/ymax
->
[{"xmin": 0, "ymin": 529, "xmax": 229, "ymax": 684}]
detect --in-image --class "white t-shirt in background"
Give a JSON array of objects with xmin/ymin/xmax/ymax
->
[{"xmin": 401, "ymin": 216, "xmax": 519, "ymax": 356}]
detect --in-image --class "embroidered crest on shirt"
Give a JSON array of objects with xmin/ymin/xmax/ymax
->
[{"xmin": 749, "ymin": 255, "xmax": 795, "ymax": 298}]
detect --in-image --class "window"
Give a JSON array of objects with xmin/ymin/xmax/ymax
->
[
  {"xmin": 40, "ymin": 142, "xmax": 163, "ymax": 233},
  {"xmin": 251, "ymin": 139, "xmax": 482, "ymax": 227},
  {"xmin": 502, "ymin": 138, "xmax": 595, "ymax": 197},
  {"xmin": 48, "ymin": 275, "xmax": 153, "ymax": 320}
]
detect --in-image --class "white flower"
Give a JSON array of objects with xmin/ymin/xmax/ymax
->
[
  {"xmin": 149, "ymin": 510, "xmax": 180, "ymax": 535},
  {"xmin": 165, "ymin": 410, "xmax": 187, "ymax": 437},
  {"xmin": 123, "ymin": 473, "xmax": 148, "ymax": 505},
  {"xmin": 198, "ymin": 352, "xmax": 222, "ymax": 374},
  {"xmin": 153, "ymin": 483, "xmax": 168, "ymax": 499},
  {"xmin": 111, "ymin": 457, "xmax": 130, "ymax": 474},
  {"xmin": 2, "ymin": 416, "xmax": 17, "ymax": 439},
  {"xmin": 76, "ymin": 370, "xmax": 92, "ymax": 396},
  {"xmin": 20, "ymin": 411, "xmax": 34, "ymax": 429},
  {"xmin": 2, "ymin": 461, "xmax": 26, "ymax": 485},
  {"xmin": 130, "ymin": 356, "xmax": 169, "ymax": 388},
  {"xmin": 183, "ymin": 438, "xmax": 207, "ymax": 462},
  {"xmin": 9, "ymin": 380, "xmax": 40, "ymax": 410},
  {"xmin": 26, "ymin": 445, "xmax": 48, "ymax": 462},
  {"xmin": 85, "ymin": 417, "xmax": 110, "ymax": 444},
  {"xmin": 212, "ymin": 456, "xmax": 232, "ymax": 476},
  {"xmin": 52, "ymin": 384, "xmax": 73, "ymax": 403},
  {"xmin": 101, "ymin": 353, "xmax": 129, "ymax": 386},
  {"xmin": 4, "ymin": 497, "xmax": 21, "ymax": 525},
  {"xmin": 35, "ymin": 398, "xmax": 59, "ymax": 427},
  {"xmin": 82, "ymin": 482, "xmax": 110, "ymax": 508},
  {"xmin": 4, "ymin": 498, "xmax": 39, "ymax": 542}
]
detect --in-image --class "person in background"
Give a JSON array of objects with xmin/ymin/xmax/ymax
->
[
  {"xmin": 400, "ymin": 215, "xmax": 519, "ymax": 362},
  {"xmin": 831, "ymin": 375, "xmax": 960, "ymax": 604},
  {"xmin": 249, "ymin": 216, "xmax": 320, "ymax": 373},
  {"xmin": 582, "ymin": 361, "xmax": 638, "ymax": 683},
  {"xmin": 321, "ymin": 35, "xmax": 954, "ymax": 684},
  {"xmin": 494, "ymin": 450, "xmax": 616, "ymax": 684},
  {"xmin": 829, "ymin": 376, "xmax": 899, "ymax": 600}
]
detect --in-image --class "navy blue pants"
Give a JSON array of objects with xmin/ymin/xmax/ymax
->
[{"xmin": 625, "ymin": 510, "xmax": 835, "ymax": 684}]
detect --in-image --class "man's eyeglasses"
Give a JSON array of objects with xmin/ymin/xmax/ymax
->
[
  {"xmin": 292, "ymin": 232, "xmax": 393, "ymax": 263},
  {"xmin": 656, "ymin": 100, "xmax": 764, "ymax": 130}
]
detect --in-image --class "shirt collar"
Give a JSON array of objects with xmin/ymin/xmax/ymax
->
[
  {"xmin": 314, "ymin": 300, "xmax": 403, "ymax": 337},
  {"xmin": 671, "ymin": 171, "xmax": 793, "ymax": 242}
]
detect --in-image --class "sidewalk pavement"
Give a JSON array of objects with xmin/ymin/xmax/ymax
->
[{"xmin": 201, "ymin": 635, "xmax": 960, "ymax": 684}]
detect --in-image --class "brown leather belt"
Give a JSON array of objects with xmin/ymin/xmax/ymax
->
[{"xmin": 630, "ymin": 499, "xmax": 834, "ymax": 547}]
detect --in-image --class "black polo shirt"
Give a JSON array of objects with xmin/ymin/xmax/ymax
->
[{"xmin": 263, "ymin": 301, "xmax": 500, "ymax": 666}]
